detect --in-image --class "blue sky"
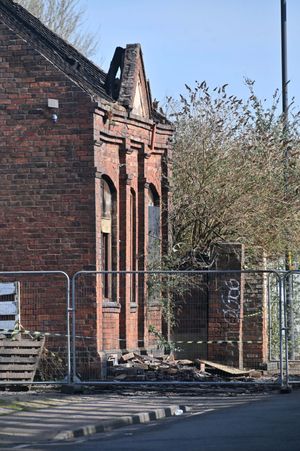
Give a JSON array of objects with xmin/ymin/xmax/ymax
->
[{"xmin": 82, "ymin": 0, "xmax": 299, "ymax": 106}]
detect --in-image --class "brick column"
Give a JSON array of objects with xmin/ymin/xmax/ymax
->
[
  {"xmin": 137, "ymin": 147, "xmax": 146, "ymax": 348},
  {"xmin": 208, "ymin": 243, "xmax": 245, "ymax": 368},
  {"xmin": 243, "ymin": 252, "xmax": 268, "ymax": 368}
]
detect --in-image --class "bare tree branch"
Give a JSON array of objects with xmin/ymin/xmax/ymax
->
[
  {"xmin": 167, "ymin": 81, "xmax": 300, "ymax": 263},
  {"xmin": 16, "ymin": 0, "xmax": 98, "ymax": 57}
]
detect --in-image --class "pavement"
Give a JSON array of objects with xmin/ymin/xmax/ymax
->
[{"xmin": 0, "ymin": 386, "xmax": 274, "ymax": 449}]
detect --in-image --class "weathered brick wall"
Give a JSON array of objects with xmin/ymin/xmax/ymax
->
[
  {"xmin": 208, "ymin": 245, "xmax": 267, "ymax": 370},
  {"xmin": 0, "ymin": 17, "xmax": 173, "ymax": 369},
  {"xmin": 0, "ymin": 22, "xmax": 96, "ymax": 274},
  {"xmin": 207, "ymin": 243, "xmax": 245, "ymax": 368},
  {"xmin": 243, "ymin": 252, "xmax": 268, "ymax": 368},
  {"xmin": 0, "ymin": 21, "xmax": 98, "ymax": 367}
]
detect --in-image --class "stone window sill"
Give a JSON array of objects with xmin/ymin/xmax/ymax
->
[
  {"xmin": 130, "ymin": 302, "xmax": 138, "ymax": 313},
  {"xmin": 102, "ymin": 300, "xmax": 121, "ymax": 313}
]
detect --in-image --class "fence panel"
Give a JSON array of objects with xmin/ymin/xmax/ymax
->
[
  {"xmin": 72, "ymin": 270, "xmax": 283, "ymax": 385},
  {"xmin": 72, "ymin": 271, "xmax": 101, "ymax": 381},
  {"xmin": 267, "ymin": 272, "xmax": 282, "ymax": 362},
  {"xmin": 0, "ymin": 271, "xmax": 70, "ymax": 384},
  {"xmin": 72, "ymin": 271, "xmax": 143, "ymax": 381},
  {"xmin": 283, "ymin": 271, "xmax": 300, "ymax": 384}
]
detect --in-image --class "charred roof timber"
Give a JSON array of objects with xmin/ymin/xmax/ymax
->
[{"xmin": 104, "ymin": 47, "xmax": 125, "ymax": 101}]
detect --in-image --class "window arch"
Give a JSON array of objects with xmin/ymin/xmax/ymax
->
[
  {"xmin": 102, "ymin": 178, "xmax": 112, "ymax": 219},
  {"xmin": 148, "ymin": 184, "xmax": 160, "ymax": 208},
  {"xmin": 101, "ymin": 176, "xmax": 116, "ymax": 300}
]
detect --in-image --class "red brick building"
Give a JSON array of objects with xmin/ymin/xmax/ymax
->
[
  {"xmin": 0, "ymin": 0, "xmax": 173, "ymax": 365},
  {"xmin": 0, "ymin": 1, "xmax": 269, "ymax": 378}
]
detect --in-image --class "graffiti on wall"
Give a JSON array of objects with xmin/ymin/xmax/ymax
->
[{"xmin": 221, "ymin": 278, "xmax": 240, "ymax": 324}]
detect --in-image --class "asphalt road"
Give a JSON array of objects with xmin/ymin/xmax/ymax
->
[{"xmin": 19, "ymin": 389, "xmax": 300, "ymax": 451}]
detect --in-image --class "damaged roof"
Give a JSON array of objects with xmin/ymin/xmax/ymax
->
[
  {"xmin": 0, "ymin": 0, "xmax": 169, "ymax": 123},
  {"xmin": 0, "ymin": 0, "xmax": 111, "ymax": 100}
]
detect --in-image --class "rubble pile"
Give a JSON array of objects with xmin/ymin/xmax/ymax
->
[{"xmin": 106, "ymin": 353, "xmax": 261, "ymax": 382}]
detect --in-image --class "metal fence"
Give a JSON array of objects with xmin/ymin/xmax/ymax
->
[
  {"xmin": 0, "ymin": 271, "xmax": 71, "ymax": 385},
  {"xmin": 3, "ymin": 269, "xmax": 300, "ymax": 387},
  {"xmin": 282, "ymin": 271, "xmax": 300, "ymax": 384},
  {"xmin": 71, "ymin": 269, "xmax": 288, "ymax": 386}
]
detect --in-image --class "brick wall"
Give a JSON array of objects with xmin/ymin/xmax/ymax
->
[
  {"xmin": 207, "ymin": 244, "xmax": 245, "ymax": 368},
  {"xmin": 0, "ymin": 18, "xmax": 173, "ymax": 369},
  {"xmin": 207, "ymin": 244, "xmax": 268, "ymax": 369},
  {"xmin": 0, "ymin": 22, "xmax": 96, "ymax": 274},
  {"xmin": 243, "ymin": 252, "xmax": 268, "ymax": 368},
  {"xmin": 0, "ymin": 20, "xmax": 99, "ymax": 355}
]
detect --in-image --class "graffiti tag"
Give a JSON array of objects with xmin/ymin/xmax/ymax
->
[{"xmin": 221, "ymin": 278, "xmax": 240, "ymax": 324}]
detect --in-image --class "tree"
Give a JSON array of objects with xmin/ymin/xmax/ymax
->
[
  {"xmin": 15, "ymin": 0, "xmax": 98, "ymax": 57},
  {"xmin": 167, "ymin": 80, "xmax": 300, "ymax": 264}
]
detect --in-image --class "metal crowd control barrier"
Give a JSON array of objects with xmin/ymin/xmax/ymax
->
[
  {"xmin": 71, "ymin": 269, "xmax": 287, "ymax": 387},
  {"xmin": 0, "ymin": 271, "xmax": 71, "ymax": 385},
  {"xmin": 1, "ymin": 269, "xmax": 291, "ymax": 387},
  {"xmin": 282, "ymin": 270, "xmax": 300, "ymax": 387}
]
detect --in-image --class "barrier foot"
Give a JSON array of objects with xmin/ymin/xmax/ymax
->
[
  {"xmin": 280, "ymin": 385, "xmax": 292, "ymax": 394},
  {"xmin": 61, "ymin": 384, "xmax": 84, "ymax": 394}
]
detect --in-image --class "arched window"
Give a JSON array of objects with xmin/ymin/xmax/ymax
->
[
  {"xmin": 102, "ymin": 178, "xmax": 112, "ymax": 220},
  {"xmin": 101, "ymin": 177, "xmax": 116, "ymax": 299},
  {"xmin": 148, "ymin": 185, "xmax": 160, "ymax": 268}
]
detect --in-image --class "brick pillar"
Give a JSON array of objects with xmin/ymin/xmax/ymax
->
[
  {"xmin": 137, "ymin": 147, "xmax": 146, "ymax": 348},
  {"xmin": 208, "ymin": 243, "xmax": 245, "ymax": 368},
  {"xmin": 243, "ymin": 251, "xmax": 268, "ymax": 368},
  {"xmin": 118, "ymin": 147, "xmax": 127, "ymax": 349}
]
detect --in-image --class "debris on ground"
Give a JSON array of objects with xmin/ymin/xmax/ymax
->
[
  {"xmin": 106, "ymin": 353, "xmax": 263, "ymax": 382},
  {"xmin": 196, "ymin": 360, "xmax": 251, "ymax": 376}
]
